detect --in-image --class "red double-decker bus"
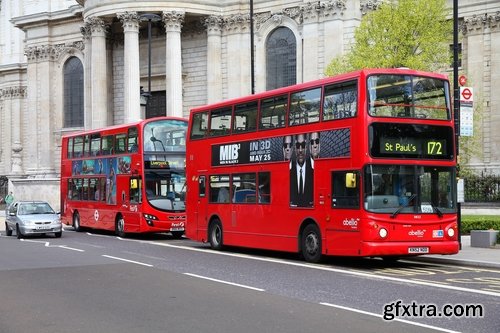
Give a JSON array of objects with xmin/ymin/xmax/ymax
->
[
  {"xmin": 60, "ymin": 117, "xmax": 187, "ymax": 237},
  {"xmin": 185, "ymin": 68, "xmax": 459, "ymax": 262}
]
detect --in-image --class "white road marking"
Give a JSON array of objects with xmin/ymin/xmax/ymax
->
[
  {"xmin": 19, "ymin": 239, "xmax": 84, "ymax": 252},
  {"xmin": 102, "ymin": 255, "xmax": 153, "ymax": 267},
  {"xmin": 320, "ymin": 303, "xmax": 460, "ymax": 333},
  {"xmin": 184, "ymin": 273, "xmax": 265, "ymax": 291}
]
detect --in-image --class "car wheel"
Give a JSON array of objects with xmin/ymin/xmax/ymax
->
[
  {"xmin": 115, "ymin": 216, "xmax": 126, "ymax": 237},
  {"xmin": 209, "ymin": 219, "xmax": 223, "ymax": 250},
  {"xmin": 54, "ymin": 231, "xmax": 62, "ymax": 238},
  {"xmin": 171, "ymin": 231, "xmax": 183, "ymax": 239},
  {"xmin": 5, "ymin": 222, "xmax": 12, "ymax": 236},
  {"xmin": 301, "ymin": 224, "xmax": 322, "ymax": 263},
  {"xmin": 16, "ymin": 224, "xmax": 23, "ymax": 239},
  {"xmin": 73, "ymin": 212, "xmax": 82, "ymax": 232}
]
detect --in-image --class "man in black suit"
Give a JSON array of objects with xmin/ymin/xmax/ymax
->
[{"xmin": 290, "ymin": 133, "xmax": 314, "ymax": 207}]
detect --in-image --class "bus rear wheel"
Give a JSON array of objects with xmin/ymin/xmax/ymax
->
[
  {"xmin": 209, "ymin": 219, "xmax": 223, "ymax": 250},
  {"xmin": 301, "ymin": 224, "xmax": 322, "ymax": 263},
  {"xmin": 115, "ymin": 216, "xmax": 126, "ymax": 238},
  {"xmin": 73, "ymin": 212, "xmax": 81, "ymax": 232}
]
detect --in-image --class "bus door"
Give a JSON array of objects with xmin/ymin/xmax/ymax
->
[
  {"xmin": 196, "ymin": 175, "xmax": 208, "ymax": 233},
  {"xmin": 122, "ymin": 177, "xmax": 142, "ymax": 231},
  {"xmin": 328, "ymin": 170, "xmax": 362, "ymax": 255}
]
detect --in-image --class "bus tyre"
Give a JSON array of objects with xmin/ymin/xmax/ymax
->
[
  {"xmin": 115, "ymin": 216, "xmax": 126, "ymax": 238},
  {"xmin": 209, "ymin": 219, "xmax": 223, "ymax": 250},
  {"xmin": 73, "ymin": 212, "xmax": 82, "ymax": 232},
  {"xmin": 301, "ymin": 224, "xmax": 322, "ymax": 263}
]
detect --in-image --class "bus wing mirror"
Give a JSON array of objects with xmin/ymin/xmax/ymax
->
[
  {"xmin": 130, "ymin": 179, "xmax": 138, "ymax": 189},
  {"xmin": 346, "ymin": 173, "xmax": 357, "ymax": 188}
]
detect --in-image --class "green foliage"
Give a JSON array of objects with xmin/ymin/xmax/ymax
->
[
  {"xmin": 325, "ymin": 0, "xmax": 452, "ymax": 76},
  {"xmin": 461, "ymin": 215, "xmax": 500, "ymax": 242}
]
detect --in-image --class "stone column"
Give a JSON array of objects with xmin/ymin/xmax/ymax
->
[
  {"xmin": 224, "ymin": 14, "xmax": 250, "ymax": 99},
  {"xmin": 88, "ymin": 17, "xmax": 109, "ymax": 129},
  {"xmin": 163, "ymin": 11, "xmax": 185, "ymax": 118},
  {"xmin": 81, "ymin": 24, "xmax": 92, "ymax": 129},
  {"xmin": 24, "ymin": 47, "xmax": 39, "ymax": 175},
  {"xmin": 302, "ymin": 3, "xmax": 320, "ymax": 81},
  {"xmin": 119, "ymin": 12, "xmax": 141, "ymax": 123},
  {"xmin": 10, "ymin": 87, "xmax": 25, "ymax": 174},
  {"xmin": 205, "ymin": 16, "xmax": 223, "ymax": 104}
]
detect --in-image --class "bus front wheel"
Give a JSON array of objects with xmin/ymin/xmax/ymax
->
[
  {"xmin": 301, "ymin": 224, "xmax": 322, "ymax": 263},
  {"xmin": 209, "ymin": 219, "xmax": 223, "ymax": 250}
]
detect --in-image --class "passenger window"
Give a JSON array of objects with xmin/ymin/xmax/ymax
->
[
  {"xmin": 232, "ymin": 173, "xmax": 256, "ymax": 203},
  {"xmin": 323, "ymin": 81, "xmax": 358, "ymax": 121},
  {"xmin": 289, "ymin": 88, "xmax": 321, "ymax": 125},
  {"xmin": 233, "ymin": 101, "xmax": 258, "ymax": 133},
  {"xmin": 209, "ymin": 175, "xmax": 230, "ymax": 203},
  {"xmin": 260, "ymin": 95, "xmax": 287, "ymax": 129},
  {"xmin": 90, "ymin": 134, "xmax": 101, "ymax": 156},
  {"xmin": 209, "ymin": 107, "xmax": 232, "ymax": 137},
  {"xmin": 199, "ymin": 176, "xmax": 206, "ymax": 198},
  {"xmin": 115, "ymin": 133, "xmax": 127, "ymax": 154},
  {"xmin": 128, "ymin": 127, "xmax": 139, "ymax": 152},
  {"xmin": 258, "ymin": 172, "xmax": 271, "ymax": 204},
  {"xmin": 190, "ymin": 112, "xmax": 209, "ymax": 139},
  {"xmin": 67, "ymin": 137, "xmax": 74, "ymax": 159},
  {"xmin": 331, "ymin": 171, "xmax": 360, "ymax": 208},
  {"xmin": 73, "ymin": 136, "xmax": 84, "ymax": 158},
  {"xmin": 83, "ymin": 135, "xmax": 90, "ymax": 157},
  {"xmin": 101, "ymin": 135, "xmax": 114, "ymax": 155}
]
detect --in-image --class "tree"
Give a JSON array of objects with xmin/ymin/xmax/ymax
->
[{"xmin": 325, "ymin": 0, "xmax": 452, "ymax": 76}]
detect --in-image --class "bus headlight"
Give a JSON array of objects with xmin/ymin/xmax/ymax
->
[
  {"xmin": 447, "ymin": 228, "xmax": 455, "ymax": 237},
  {"xmin": 143, "ymin": 213, "xmax": 159, "ymax": 226},
  {"xmin": 379, "ymin": 228, "xmax": 388, "ymax": 238}
]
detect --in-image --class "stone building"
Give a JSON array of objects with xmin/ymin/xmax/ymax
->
[{"xmin": 0, "ymin": 0, "xmax": 499, "ymax": 209}]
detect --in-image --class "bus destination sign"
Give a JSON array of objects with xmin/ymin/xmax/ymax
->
[{"xmin": 380, "ymin": 137, "xmax": 446, "ymax": 157}]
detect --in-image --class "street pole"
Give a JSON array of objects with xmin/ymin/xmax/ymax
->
[
  {"xmin": 250, "ymin": 0, "xmax": 255, "ymax": 94},
  {"xmin": 453, "ymin": 0, "xmax": 461, "ymax": 249}
]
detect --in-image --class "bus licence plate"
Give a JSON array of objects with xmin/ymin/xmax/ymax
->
[
  {"xmin": 408, "ymin": 247, "xmax": 429, "ymax": 254},
  {"xmin": 170, "ymin": 227, "xmax": 184, "ymax": 232}
]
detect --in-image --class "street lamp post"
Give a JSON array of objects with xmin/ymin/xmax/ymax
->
[{"xmin": 140, "ymin": 13, "xmax": 162, "ymax": 117}]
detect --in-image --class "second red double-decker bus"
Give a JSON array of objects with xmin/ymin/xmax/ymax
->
[
  {"xmin": 186, "ymin": 68, "xmax": 459, "ymax": 262},
  {"xmin": 60, "ymin": 117, "xmax": 187, "ymax": 237}
]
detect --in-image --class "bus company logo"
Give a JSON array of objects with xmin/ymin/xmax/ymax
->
[
  {"xmin": 343, "ymin": 218, "xmax": 359, "ymax": 228},
  {"xmin": 219, "ymin": 144, "xmax": 240, "ymax": 164},
  {"xmin": 408, "ymin": 229, "xmax": 426, "ymax": 237}
]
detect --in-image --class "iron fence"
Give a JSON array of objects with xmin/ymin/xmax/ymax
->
[{"xmin": 463, "ymin": 173, "xmax": 500, "ymax": 203}]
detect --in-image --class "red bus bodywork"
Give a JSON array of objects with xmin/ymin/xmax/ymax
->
[
  {"xmin": 60, "ymin": 117, "xmax": 187, "ymax": 237},
  {"xmin": 185, "ymin": 68, "xmax": 459, "ymax": 262}
]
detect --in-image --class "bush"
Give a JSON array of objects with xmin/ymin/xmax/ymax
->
[{"xmin": 461, "ymin": 215, "xmax": 500, "ymax": 243}]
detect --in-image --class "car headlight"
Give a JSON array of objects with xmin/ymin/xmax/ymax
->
[{"xmin": 379, "ymin": 228, "xmax": 388, "ymax": 238}]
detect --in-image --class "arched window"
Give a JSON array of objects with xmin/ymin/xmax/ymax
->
[
  {"xmin": 266, "ymin": 27, "xmax": 296, "ymax": 90},
  {"xmin": 63, "ymin": 57, "xmax": 84, "ymax": 128}
]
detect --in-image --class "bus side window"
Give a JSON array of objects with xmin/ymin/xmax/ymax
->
[
  {"xmin": 101, "ymin": 135, "xmax": 114, "ymax": 155},
  {"xmin": 90, "ymin": 134, "xmax": 101, "ymax": 156},
  {"xmin": 258, "ymin": 172, "xmax": 271, "ymax": 204},
  {"xmin": 130, "ymin": 178, "xmax": 141, "ymax": 203},
  {"xmin": 233, "ymin": 101, "xmax": 257, "ymax": 133},
  {"xmin": 115, "ymin": 133, "xmax": 127, "ymax": 154},
  {"xmin": 67, "ymin": 137, "xmax": 74, "ymax": 159},
  {"xmin": 289, "ymin": 88, "xmax": 321, "ymax": 126},
  {"xmin": 209, "ymin": 107, "xmax": 232, "ymax": 137},
  {"xmin": 260, "ymin": 95, "xmax": 287, "ymax": 129},
  {"xmin": 323, "ymin": 81, "xmax": 358, "ymax": 121},
  {"xmin": 128, "ymin": 127, "xmax": 138, "ymax": 152},
  {"xmin": 190, "ymin": 112, "xmax": 209, "ymax": 139},
  {"xmin": 331, "ymin": 171, "xmax": 360, "ymax": 208}
]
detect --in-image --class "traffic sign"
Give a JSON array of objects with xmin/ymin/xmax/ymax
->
[
  {"xmin": 460, "ymin": 87, "xmax": 473, "ymax": 102},
  {"xmin": 459, "ymin": 75, "xmax": 467, "ymax": 86}
]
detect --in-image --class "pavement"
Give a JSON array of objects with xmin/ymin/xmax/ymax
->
[{"xmin": 1, "ymin": 211, "xmax": 498, "ymax": 269}]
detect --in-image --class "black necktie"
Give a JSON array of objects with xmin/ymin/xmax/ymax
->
[{"xmin": 299, "ymin": 167, "xmax": 303, "ymax": 194}]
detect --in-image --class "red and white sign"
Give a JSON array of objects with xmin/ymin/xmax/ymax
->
[
  {"xmin": 459, "ymin": 75, "xmax": 467, "ymax": 86},
  {"xmin": 460, "ymin": 87, "xmax": 473, "ymax": 102}
]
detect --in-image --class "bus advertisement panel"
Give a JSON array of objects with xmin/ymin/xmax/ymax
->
[
  {"xmin": 60, "ymin": 117, "xmax": 187, "ymax": 238},
  {"xmin": 186, "ymin": 68, "xmax": 459, "ymax": 262}
]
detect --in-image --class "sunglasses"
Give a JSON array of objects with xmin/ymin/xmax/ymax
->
[
  {"xmin": 310, "ymin": 138, "xmax": 320, "ymax": 145},
  {"xmin": 295, "ymin": 142, "xmax": 306, "ymax": 149},
  {"xmin": 283, "ymin": 143, "xmax": 292, "ymax": 149}
]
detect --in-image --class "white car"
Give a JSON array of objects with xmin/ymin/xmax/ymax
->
[{"xmin": 5, "ymin": 201, "xmax": 62, "ymax": 238}]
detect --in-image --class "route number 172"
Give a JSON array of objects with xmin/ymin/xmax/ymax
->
[{"xmin": 427, "ymin": 141, "xmax": 443, "ymax": 155}]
